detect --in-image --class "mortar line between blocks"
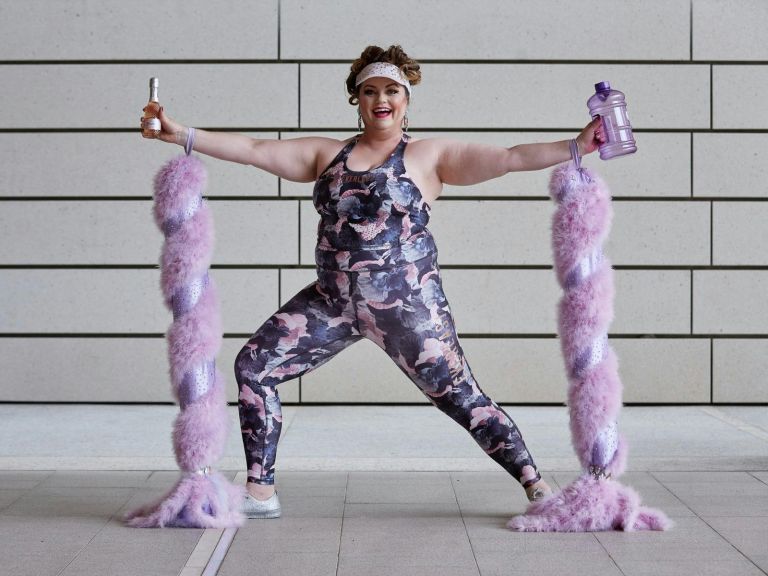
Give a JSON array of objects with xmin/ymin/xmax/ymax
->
[
  {"xmin": 297, "ymin": 201, "xmax": 301, "ymax": 268},
  {"xmin": 709, "ymin": 64, "xmax": 714, "ymax": 130},
  {"xmin": 710, "ymin": 338, "xmax": 714, "ymax": 404},
  {"xmin": 689, "ymin": 0, "xmax": 693, "ymax": 61}
]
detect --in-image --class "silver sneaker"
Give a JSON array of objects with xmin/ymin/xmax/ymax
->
[{"xmin": 243, "ymin": 491, "xmax": 281, "ymax": 519}]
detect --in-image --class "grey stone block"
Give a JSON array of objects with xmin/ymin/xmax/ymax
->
[
  {"xmin": 713, "ymin": 66, "xmax": 768, "ymax": 129},
  {"xmin": 299, "ymin": 338, "xmax": 428, "ymax": 403},
  {"xmin": 608, "ymin": 201, "xmax": 710, "ymax": 266},
  {"xmin": 613, "ymin": 270, "xmax": 691, "ymax": 334},
  {"xmin": 0, "ymin": 1, "xmax": 277, "ymax": 60},
  {"xmin": 440, "ymin": 269, "xmax": 559, "ymax": 334},
  {"xmin": 693, "ymin": 271, "xmax": 768, "ymax": 334},
  {"xmin": 713, "ymin": 339, "xmax": 768, "ymax": 403},
  {"xmin": 302, "ymin": 64, "xmax": 709, "ymax": 129},
  {"xmin": 0, "ymin": 200, "xmax": 299, "ymax": 265},
  {"xmin": 0, "ymin": 337, "xmax": 298, "ymax": 403},
  {"xmin": 0, "ymin": 64, "xmax": 298, "ymax": 129},
  {"xmin": 695, "ymin": 134, "xmax": 768, "ymax": 198},
  {"xmin": 0, "ymin": 269, "xmax": 278, "ymax": 333},
  {"xmin": 713, "ymin": 202, "xmax": 768, "ymax": 265},
  {"xmin": 281, "ymin": 0, "xmax": 688, "ymax": 60},
  {"xmin": 0, "ymin": 133, "xmax": 279, "ymax": 198},
  {"xmin": 614, "ymin": 338, "xmax": 710, "ymax": 403},
  {"xmin": 693, "ymin": 0, "xmax": 768, "ymax": 60}
]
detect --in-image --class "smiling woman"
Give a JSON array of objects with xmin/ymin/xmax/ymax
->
[
  {"xmin": 141, "ymin": 42, "xmax": 606, "ymax": 520},
  {"xmin": 345, "ymin": 45, "xmax": 421, "ymax": 134}
]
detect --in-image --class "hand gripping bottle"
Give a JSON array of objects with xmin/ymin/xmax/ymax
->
[{"xmin": 587, "ymin": 81, "xmax": 636, "ymax": 160}]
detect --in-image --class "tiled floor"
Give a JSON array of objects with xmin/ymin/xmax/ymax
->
[{"xmin": 0, "ymin": 405, "xmax": 766, "ymax": 576}]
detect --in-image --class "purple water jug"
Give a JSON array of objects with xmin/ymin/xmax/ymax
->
[{"xmin": 587, "ymin": 81, "xmax": 636, "ymax": 160}]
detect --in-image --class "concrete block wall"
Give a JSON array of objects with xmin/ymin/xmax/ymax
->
[{"xmin": 1, "ymin": 0, "xmax": 766, "ymax": 404}]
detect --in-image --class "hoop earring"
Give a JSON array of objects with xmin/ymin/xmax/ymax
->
[
  {"xmin": 357, "ymin": 110, "xmax": 363, "ymax": 131},
  {"xmin": 402, "ymin": 113, "xmax": 409, "ymax": 132}
]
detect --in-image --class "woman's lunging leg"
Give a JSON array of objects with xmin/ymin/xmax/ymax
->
[
  {"xmin": 355, "ymin": 260, "xmax": 544, "ymax": 492},
  {"xmin": 234, "ymin": 278, "xmax": 360, "ymax": 488}
]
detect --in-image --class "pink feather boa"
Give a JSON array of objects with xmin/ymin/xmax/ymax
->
[
  {"xmin": 125, "ymin": 154, "xmax": 244, "ymax": 528},
  {"xmin": 508, "ymin": 162, "xmax": 671, "ymax": 532}
]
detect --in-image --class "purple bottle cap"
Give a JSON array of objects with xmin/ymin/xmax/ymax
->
[{"xmin": 595, "ymin": 81, "xmax": 611, "ymax": 92}]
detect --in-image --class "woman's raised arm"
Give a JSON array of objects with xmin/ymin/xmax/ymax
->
[
  {"xmin": 433, "ymin": 117, "xmax": 603, "ymax": 186},
  {"xmin": 145, "ymin": 107, "xmax": 331, "ymax": 183}
]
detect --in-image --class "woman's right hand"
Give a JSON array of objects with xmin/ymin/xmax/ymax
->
[{"xmin": 141, "ymin": 106, "xmax": 185, "ymax": 145}]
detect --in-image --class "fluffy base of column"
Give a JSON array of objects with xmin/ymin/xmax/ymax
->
[
  {"xmin": 124, "ymin": 471, "xmax": 245, "ymax": 528},
  {"xmin": 507, "ymin": 474, "xmax": 671, "ymax": 532}
]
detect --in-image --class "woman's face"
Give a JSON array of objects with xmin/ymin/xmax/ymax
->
[{"xmin": 358, "ymin": 76, "xmax": 408, "ymax": 132}]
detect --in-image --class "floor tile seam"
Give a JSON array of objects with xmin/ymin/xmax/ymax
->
[
  {"xmin": 335, "ymin": 471, "xmax": 349, "ymax": 576},
  {"xmin": 201, "ymin": 527, "xmax": 238, "ymax": 576},
  {"xmin": 747, "ymin": 471, "xmax": 768, "ymax": 487},
  {"xmin": 0, "ymin": 470, "xmax": 56, "ymax": 489},
  {"xmin": 0, "ymin": 487, "xmax": 33, "ymax": 513},
  {"xmin": 35, "ymin": 470, "xmax": 57, "ymax": 488},
  {"xmin": 698, "ymin": 406, "xmax": 768, "ymax": 443},
  {"xmin": 646, "ymin": 471, "xmax": 699, "ymax": 516},
  {"xmin": 178, "ymin": 528, "xmax": 217, "ymax": 576},
  {"xmin": 692, "ymin": 513, "xmax": 768, "ymax": 575},
  {"xmin": 591, "ymin": 531, "xmax": 629, "ymax": 576},
  {"xmin": 449, "ymin": 471, "xmax": 483, "ymax": 576},
  {"xmin": 52, "ymin": 500, "xmax": 122, "ymax": 576}
]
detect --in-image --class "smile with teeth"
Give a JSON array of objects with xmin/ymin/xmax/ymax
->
[{"xmin": 373, "ymin": 108, "xmax": 392, "ymax": 118}]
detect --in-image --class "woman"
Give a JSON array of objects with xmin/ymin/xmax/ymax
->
[{"xmin": 142, "ymin": 45, "xmax": 605, "ymax": 519}]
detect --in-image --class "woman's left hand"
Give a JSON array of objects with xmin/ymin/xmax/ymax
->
[{"xmin": 576, "ymin": 116, "xmax": 606, "ymax": 155}]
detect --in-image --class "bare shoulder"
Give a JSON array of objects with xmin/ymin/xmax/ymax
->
[
  {"xmin": 403, "ymin": 136, "xmax": 446, "ymax": 165},
  {"xmin": 402, "ymin": 137, "xmax": 447, "ymax": 204},
  {"xmin": 310, "ymin": 136, "xmax": 355, "ymax": 174},
  {"xmin": 406, "ymin": 136, "xmax": 466, "ymax": 161}
]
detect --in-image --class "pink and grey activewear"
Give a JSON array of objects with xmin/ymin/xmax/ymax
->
[{"xmin": 234, "ymin": 134, "xmax": 542, "ymax": 489}]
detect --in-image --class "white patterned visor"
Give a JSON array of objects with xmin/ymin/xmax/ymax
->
[{"xmin": 354, "ymin": 62, "xmax": 411, "ymax": 95}]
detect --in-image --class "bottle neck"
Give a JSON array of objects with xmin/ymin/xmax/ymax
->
[{"xmin": 149, "ymin": 84, "xmax": 159, "ymax": 102}]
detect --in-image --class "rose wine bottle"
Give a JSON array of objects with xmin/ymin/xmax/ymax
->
[{"xmin": 142, "ymin": 77, "xmax": 161, "ymax": 138}]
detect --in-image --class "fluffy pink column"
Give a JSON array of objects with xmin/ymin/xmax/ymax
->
[
  {"xmin": 124, "ymin": 155, "xmax": 244, "ymax": 528},
  {"xmin": 507, "ymin": 162, "xmax": 671, "ymax": 532}
]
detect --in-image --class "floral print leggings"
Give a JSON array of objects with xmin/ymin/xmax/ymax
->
[{"xmin": 234, "ymin": 252, "xmax": 541, "ymax": 489}]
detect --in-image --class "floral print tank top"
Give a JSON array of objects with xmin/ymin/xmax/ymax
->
[{"xmin": 312, "ymin": 134, "xmax": 438, "ymax": 272}]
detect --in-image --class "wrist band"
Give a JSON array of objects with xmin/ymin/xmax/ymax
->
[
  {"xmin": 570, "ymin": 138, "xmax": 590, "ymax": 183},
  {"xmin": 569, "ymin": 138, "xmax": 581, "ymax": 168},
  {"xmin": 185, "ymin": 127, "xmax": 196, "ymax": 156}
]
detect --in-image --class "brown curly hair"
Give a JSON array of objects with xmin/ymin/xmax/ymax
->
[{"xmin": 345, "ymin": 45, "xmax": 421, "ymax": 105}]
